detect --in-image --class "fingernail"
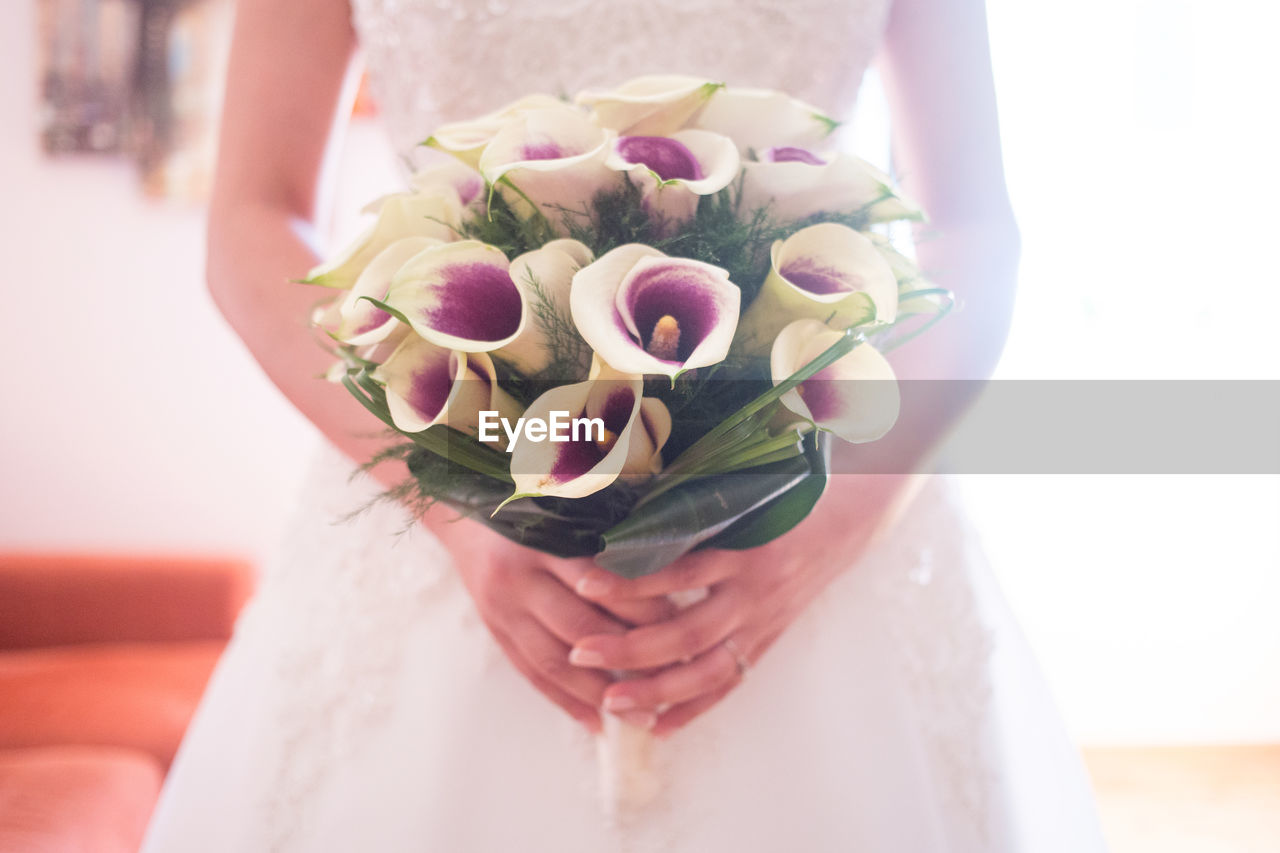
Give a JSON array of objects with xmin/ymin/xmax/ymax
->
[
  {"xmin": 569, "ymin": 648, "xmax": 605, "ymax": 667},
  {"xmin": 617, "ymin": 710, "xmax": 656, "ymax": 730},
  {"xmin": 603, "ymin": 694, "xmax": 636, "ymax": 712},
  {"xmin": 576, "ymin": 575, "xmax": 613, "ymax": 597}
]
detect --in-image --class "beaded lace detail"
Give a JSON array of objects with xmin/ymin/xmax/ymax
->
[{"xmin": 349, "ymin": 0, "xmax": 893, "ymax": 154}]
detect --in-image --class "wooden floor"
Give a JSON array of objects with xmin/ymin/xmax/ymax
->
[{"xmin": 1083, "ymin": 745, "xmax": 1280, "ymax": 853}]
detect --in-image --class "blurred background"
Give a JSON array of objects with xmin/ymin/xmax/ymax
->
[{"xmin": 1, "ymin": 0, "xmax": 1276, "ymax": 850}]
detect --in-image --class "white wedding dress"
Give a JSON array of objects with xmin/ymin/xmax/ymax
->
[{"xmin": 143, "ymin": 1, "xmax": 1108, "ymax": 850}]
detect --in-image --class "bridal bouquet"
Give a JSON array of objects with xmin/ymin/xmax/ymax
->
[
  {"xmin": 303, "ymin": 74, "xmax": 949, "ymax": 816},
  {"xmin": 305, "ymin": 75, "xmax": 950, "ymax": 583}
]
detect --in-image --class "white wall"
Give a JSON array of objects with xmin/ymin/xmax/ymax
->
[{"xmin": 2, "ymin": 1, "xmax": 306, "ymax": 563}]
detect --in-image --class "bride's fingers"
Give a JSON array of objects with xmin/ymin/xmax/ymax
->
[
  {"xmin": 539, "ymin": 560, "xmax": 676, "ymax": 626},
  {"xmin": 573, "ymin": 549, "xmax": 741, "ymax": 602},
  {"xmin": 505, "ymin": 616, "xmax": 614, "ymax": 711},
  {"xmin": 599, "ymin": 639, "xmax": 744, "ymax": 714},
  {"xmin": 569, "ymin": 586, "xmax": 743, "ymax": 671},
  {"xmin": 491, "ymin": 630, "xmax": 602, "ymax": 734},
  {"xmin": 524, "ymin": 570, "xmax": 628, "ymax": 646}
]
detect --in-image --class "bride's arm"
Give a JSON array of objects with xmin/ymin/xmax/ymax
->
[
  {"xmin": 568, "ymin": 0, "xmax": 1020, "ymax": 733},
  {"xmin": 212, "ymin": 0, "xmax": 670, "ymax": 733}
]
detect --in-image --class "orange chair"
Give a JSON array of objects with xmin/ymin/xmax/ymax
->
[{"xmin": 0, "ymin": 553, "xmax": 254, "ymax": 852}]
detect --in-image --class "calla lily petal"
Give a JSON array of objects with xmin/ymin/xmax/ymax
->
[
  {"xmin": 424, "ymin": 93, "xmax": 566, "ymax": 167},
  {"xmin": 374, "ymin": 336, "xmax": 521, "ymax": 435},
  {"xmin": 577, "ymin": 76, "xmax": 722, "ymax": 136},
  {"xmin": 304, "ymin": 193, "xmax": 462, "ymax": 288},
  {"xmin": 496, "ymin": 239, "xmax": 594, "ymax": 376},
  {"xmin": 410, "ymin": 160, "xmax": 487, "ymax": 216},
  {"xmin": 571, "ymin": 245, "xmax": 741, "ymax": 379},
  {"xmin": 335, "ymin": 236, "xmax": 441, "ymax": 345},
  {"xmin": 478, "ymin": 107, "xmax": 618, "ymax": 228},
  {"xmin": 508, "ymin": 372, "xmax": 642, "ymax": 499},
  {"xmin": 739, "ymin": 152, "xmax": 924, "ymax": 225},
  {"xmin": 384, "ymin": 240, "xmax": 525, "ymax": 352},
  {"xmin": 738, "ymin": 223, "xmax": 897, "ymax": 351},
  {"xmin": 608, "ymin": 130, "xmax": 741, "ymax": 227},
  {"xmin": 771, "ymin": 319, "xmax": 899, "ymax": 443},
  {"xmin": 693, "ymin": 87, "xmax": 839, "ymax": 154}
]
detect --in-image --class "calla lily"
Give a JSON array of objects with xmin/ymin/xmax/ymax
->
[
  {"xmin": 570, "ymin": 245, "xmax": 741, "ymax": 380},
  {"xmin": 588, "ymin": 358, "xmax": 673, "ymax": 480},
  {"xmin": 865, "ymin": 233, "xmax": 941, "ymax": 316},
  {"xmin": 608, "ymin": 130, "xmax": 740, "ymax": 227},
  {"xmin": 478, "ymin": 106, "xmax": 618, "ymax": 229},
  {"xmin": 577, "ymin": 76, "xmax": 723, "ymax": 136},
  {"xmin": 693, "ymin": 86, "xmax": 839, "ymax": 154},
  {"xmin": 334, "ymin": 236, "xmax": 441, "ymax": 346},
  {"xmin": 506, "ymin": 362, "xmax": 671, "ymax": 500},
  {"xmin": 384, "ymin": 240, "xmax": 525, "ymax": 352},
  {"xmin": 372, "ymin": 335, "xmax": 522, "ymax": 435},
  {"xmin": 409, "ymin": 160, "xmax": 488, "ymax": 217},
  {"xmin": 495, "ymin": 239, "xmax": 594, "ymax": 376},
  {"xmin": 737, "ymin": 223, "xmax": 898, "ymax": 352},
  {"xmin": 304, "ymin": 193, "xmax": 462, "ymax": 289},
  {"xmin": 739, "ymin": 151, "xmax": 924, "ymax": 225},
  {"xmin": 424, "ymin": 93, "xmax": 566, "ymax": 167},
  {"xmin": 771, "ymin": 319, "xmax": 899, "ymax": 443}
]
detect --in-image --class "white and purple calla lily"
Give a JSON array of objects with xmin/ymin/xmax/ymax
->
[
  {"xmin": 771, "ymin": 319, "xmax": 900, "ymax": 444},
  {"xmin": 570, "ymin": 244, "xmax": 741, "ymax": 380},
  {"xmin": 608, "ymin": 130, "xmax": 740, "ymax": 226},
  {"xmin": 507, "ymin": 362, "xmax": 671, "ymax": 500},
  {"xmin": 495, "ymin": 238, "xmax": 595, "ymax": 376},
  {"xmin": 410, "ymin": 160, "xmax": 488, "ymax": 218},
  {"xmin": 739, "ymin": 150, "xmax": 924, "ymax": 225},
  {"xmin": 373, "ymin": 335, "xmax": 522, "ymax": 435},
  {"xmin": 334, "ymin": 236, "xmax": 441, "ymax": 346},
  {"xmin": 477, "ymin": 106, "xmax": 618, "ymax": 228},
  {"xmin": 424, "ymin": 93, "xmax": 566, "ymax": 167},
  {"xmin": 304, "ymin": 193, "xmax": 462, "ymax": 289},
  {"xmin": 692, "ymin": 86, "xmax": 839, "ymax": 154},
  {"xmin": 577, "ymin": 75, "xmax": 723, "ymax": 136},
  {"xmin": 383, "ymin": 240, "xmax": 525, "ymax": 353},
  {"xmin": 738, "ymin": 223, "xmax": 898, "ymax": 351}
]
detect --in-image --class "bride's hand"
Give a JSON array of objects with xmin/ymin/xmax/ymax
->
[
  {"xmin": 425, "ymin": 507, "xmax": 676, "ymax": 733},
  {"xmin": 568, "ymin": 474, "xmax": 911, "ymax": 736}
]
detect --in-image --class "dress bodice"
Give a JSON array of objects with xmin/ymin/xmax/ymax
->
[{"xmin": 349, "ymin": 0, "xmax": 894, "ymax": 153}]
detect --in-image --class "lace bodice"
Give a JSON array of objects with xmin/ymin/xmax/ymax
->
[{"xmin": 349, "ymin": 0, "xmax": 894, "ymax": 154}]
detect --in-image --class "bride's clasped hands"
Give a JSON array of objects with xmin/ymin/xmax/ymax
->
[{"xmin": 429, "ymin": 469, "xmax": 908, "ymax": 738}]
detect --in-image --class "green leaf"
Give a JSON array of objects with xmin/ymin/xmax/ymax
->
[
  {"xmin": 595, "ymin": 453, "xmax": 814, "ymax": 578},
  {"xmin": 703, "ymin": 432, "xmax": 831, "ymax": 550}
]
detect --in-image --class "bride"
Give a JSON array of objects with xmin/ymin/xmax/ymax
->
[{"xmin": 144, "ymin": 0, "xmax": 1107, "ymax": 850}]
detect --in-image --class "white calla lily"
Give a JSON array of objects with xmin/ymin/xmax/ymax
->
[
  {"xmin": 478, "ymin": 106, "xmax": 618, "ymax": 229},
  {"xmin": 304, "ymin": 193, "xmax": 462, "ymax": 288},
  {"xmin": 739, "ymin": 151, "xmax": 924, "ymax": 225},
  {"xmin": 496, "ymin": 239, "xmax": 594, "ymax": 376},
  {"xmin": 383, "ymin": 240, "xmax": 525, "ymax": 352},
  {"xmin": 409, "ymin": 160, "xmax": 488, "ymax": 216},
  {"xmin": 373, "ymin": 335, "xmax": 521, "ymax": 435},
  {"xmin": 738, "ymin": 223, "xmax": 897, "ymax": 351},
  {"xmin": 771, "ymin": 319, "xmax": 899, "ymax": 443},
  {"xmin": 692, "ymin": 86, "xmax": 839, "ymax": 154},
  {"xmin": 424, "ymin": 93, "xmax": 566, "ymax": 167},
  {"xmin": 607, "ymin": 130, "xmax": 740, "ymax": 227},
  {"xmin": 334, "ymin": 237, "xmax": 441, "ymax": 345},
  {"xmin": 570, "ymin": 245, "xmax": 741, "ymax": 380},
  {"xmin": 577, "ymin": 75, "xmax": 723, "ymax": 136},
  {"xmin": 506, "ymin": 361, "xmax": 670, "ymax": 500}
]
